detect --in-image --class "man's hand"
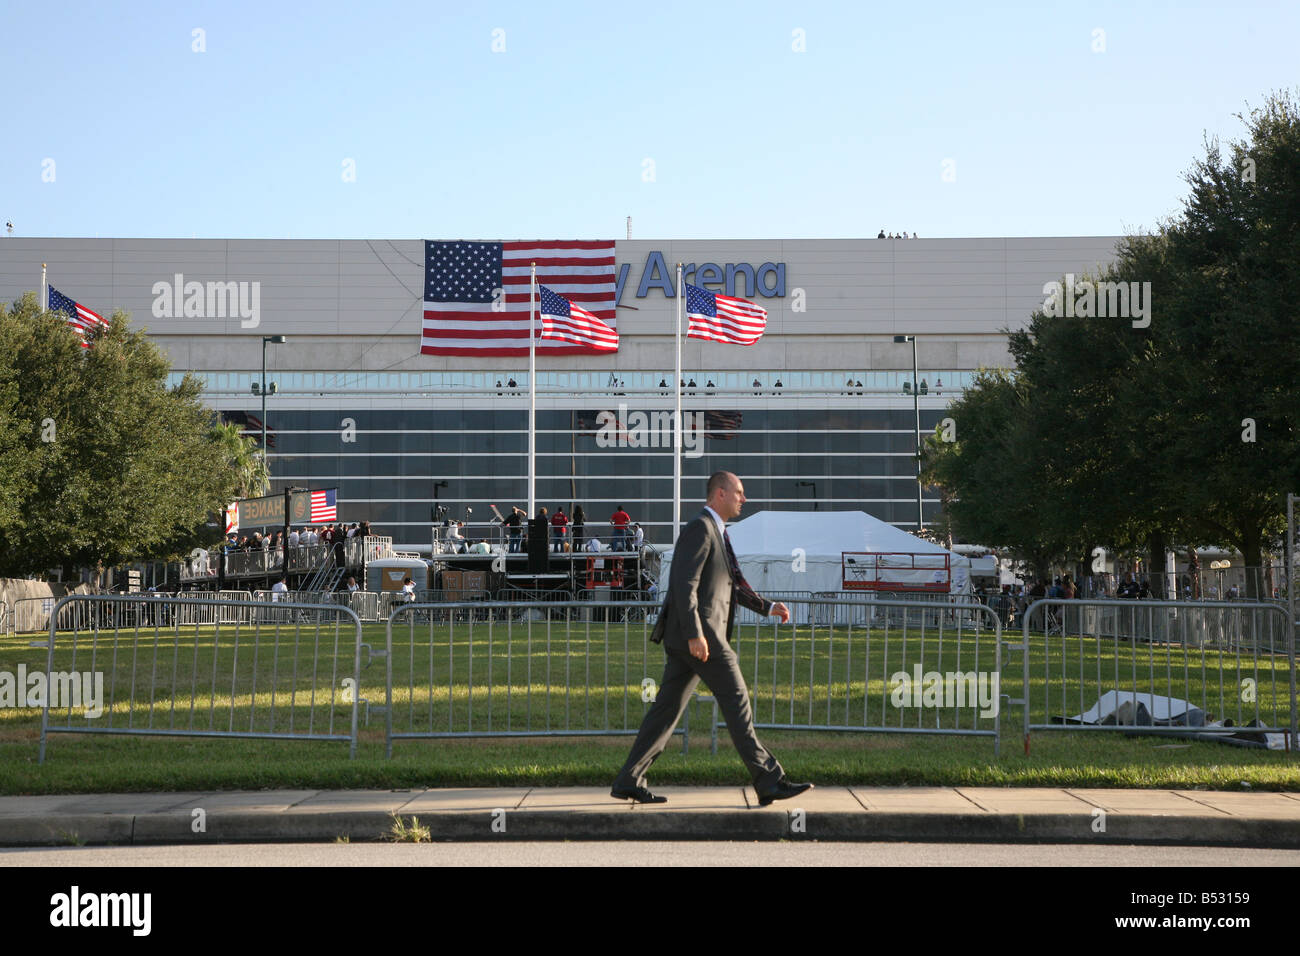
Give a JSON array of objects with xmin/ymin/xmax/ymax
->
[
  {"xmin": 769, "ymin": 602, "xmax": 791, "ymax": 624},
  {"xmin": 688, "ymin": 636, "xmax": 709, "ymax": 662}
]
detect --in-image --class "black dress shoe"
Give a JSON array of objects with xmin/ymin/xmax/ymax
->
[
  {"xmin": 755, "ymin": 778, "xmax": 813, "ymax": 806},
  {"xmin": 610, "ymin": 784, "xmax": 668, "ymax": 804}
]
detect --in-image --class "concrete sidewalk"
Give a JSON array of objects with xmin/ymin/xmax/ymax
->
[{"xmin": 2, "ymin": 786, "xmax": 1300, "ymax": 847}]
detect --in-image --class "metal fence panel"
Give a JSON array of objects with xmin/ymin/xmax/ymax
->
[
  {"xmin": 1020, "ymin": 598, "xmax": 1296, "ymax": 747},
  {"xmin": 733, "ymin": 591, "xmax": 815, "ymax": 626},
  {"xmin": 810, "ymin": 590, "xmax": 983, "ymax": 629},
  {"xmin": 382, "ymin": 597, "xmax": 1006, "ymax": 757},
  {"xmin": 12, "ymin": 596, "xmax": 101, "ymax": 635},
  {"xmin": 167, "ymin": 591, "xmax": 257, "ymax": 627},
  {"xmin": 739, "ymin": 598, "xmax": 1004, "ymax": 746},
  {"xmin": 383, "ymin": 600, "xmax": 663, "ymax": 757},
  {"xmin": 39, "ymin": 594, "xmax": 365, "ymax": 761}
]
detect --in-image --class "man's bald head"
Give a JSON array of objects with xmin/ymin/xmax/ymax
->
[
  {"xmin": 706, "ymin": 471, "xmax": 747, "ymax": 521},
  {"xmin": 706, "ymin": 471, "xmax": 736, "ymax": 500}
]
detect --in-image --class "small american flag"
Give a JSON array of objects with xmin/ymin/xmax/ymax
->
[
  {"xmin": 539, "ymin": 285, "xmax": 619, "ymax": 352},
  {"xmin": 421, "ymin": 240, "xmax": 616, "ymax": 356},
  {"xmin": 685, "ymin": 283, "xmax": 766, "ymax": 346},
  {"xmin": 47, "ymin": 286, "xmax": 106, "ymax": 348},
  {"xmin": 310, "ymin": 489, "xmax": 337, "ymax": 522}
]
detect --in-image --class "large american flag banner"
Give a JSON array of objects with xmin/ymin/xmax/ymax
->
[
  {"xmin": 310, "ymin": 489, "xmax": 337, "ymax": 523},
  {"xmin": 539, "ymin": 285, "xmax": 619, "ymax": 352},
  {"xmin": 421, "ymin": 240, "xmax": 616, "ymax": 356},
  {"xmin": 685, "ymin": 282, "xmax": 767, "ymax": 346},
  {"xmin": 47, "ymin": 286, "xmax": 107, "ymax": 348}
]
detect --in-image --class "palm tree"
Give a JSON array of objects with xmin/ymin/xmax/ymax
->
[{"xmin": 209, "ymin": 421, "xmax": 270, "ymax": 500}]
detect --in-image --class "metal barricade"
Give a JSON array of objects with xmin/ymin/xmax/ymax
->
[
  {"xmin": 572, "ymin": 588, "xmax": 654, "ymax": 622},
  {"xmin": 810, "ymin": 590, "xmax": 977, "ymax": 629},
  {"xmin": 415, "ymin": 588, "xmax": 491, "ymax": 604},
  {"xmin": 381, "ymin": 597, "xmax": 1007, "ymax": 757},
  {"xmin": 383, "ymin": 600, "xmax": 662, "ymax": 756},
  {"xmin": 335, "ymin": 590, "xmax": 379, "ymax": 621},
  {"xmin": 739, "ymin": 597, "xmax": 1006, "ymax": 749},
  {"xmin": 1019, "ymin": 598, "xmax": 1296, "ymax": 750},
  {"xmin": 496, "ymin": 584, "xmax": 576, "ymax": 608},
  {"xmin": 0, "ymin": 599, "xmax": 8, "ymax": 634},
  {"xmin": 39, "ymin": 594, "xmax": 368, "ymax": 761},
  {"xmin": 168, "ymin": 590, "xmax": 257, "ymax": 627},
  {"xmin": 12, "ymin": 596, "xmax": 52, "ymax": 635},
  {"xmin": 734, "ymin": 591, "xmax": 814, "ymax": 626},
  {"xmin": 12, "ymin": 596, "xmax": 98, "ymax": 635}
]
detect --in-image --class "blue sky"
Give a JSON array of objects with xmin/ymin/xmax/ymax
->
[{"xmin": 5, "ymin": 0, "xmax": 1297, "ymax": 240}]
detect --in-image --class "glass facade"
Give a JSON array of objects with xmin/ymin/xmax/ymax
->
[
  {"xmin": 178, "ymin": 369, "xmax": 974, "ymax": 396},
  {"xmin": 227, "ymin": 404, "xmax": 949, "ymax": 547}
]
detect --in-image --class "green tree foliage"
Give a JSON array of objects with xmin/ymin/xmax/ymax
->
[
  {"xmin": 1151, "ymin": 94, "xmax": 1300, "ymax": 589},
  {"xmin": 209, "ymin": 420, "xmax": 270, "ymax": 500},
  {"xmin": 0, "ymin": 293, "xmax": 243, "ymax": 576},
  {"xmin": 924, "ymin": 91, "xmax": 1300, "ymax": 595}
]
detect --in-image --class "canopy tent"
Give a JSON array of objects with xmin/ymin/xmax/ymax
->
[{"xmin": 658, "ymin": 510, "xmax": 971, "ymax": 596}]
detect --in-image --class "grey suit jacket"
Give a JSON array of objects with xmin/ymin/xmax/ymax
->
[{"xmin": 650, "ymin": 511, "xmax": 771, "ymax": 650}]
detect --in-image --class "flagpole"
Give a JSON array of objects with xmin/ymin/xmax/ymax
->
[
  {"xmin": 674, "ymin": 262, "xmax": 683, "ymax": 539},
  {"xmin": 528, "ymin": 263, "xmax": 537, "ymax": 518},
  {"xmin": 41, "ymin": 263, "xmax": 47, "ymax": 312}
]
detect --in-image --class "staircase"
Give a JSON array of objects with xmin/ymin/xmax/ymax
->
[
  {"xmin": 302, "ymin": 554, "xmax": 339, "ymax": 595},
  {"xmin": 320, "ymin": 566, "xmax": 346, "ymax": 593}
]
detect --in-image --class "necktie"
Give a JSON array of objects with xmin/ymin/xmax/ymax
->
[{"xmin": 722, "ymin": 528, "xmax": 743, "ymax": 583}]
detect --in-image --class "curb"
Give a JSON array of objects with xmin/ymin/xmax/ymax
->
[{"xmin": 6, "ymin": 809, "xmax": 1300, "ymax": 848}]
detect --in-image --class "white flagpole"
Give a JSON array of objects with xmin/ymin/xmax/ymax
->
[
  {"xmin": 674, "ymin": 262, "xmax": 683, "ymax": 538},
  {"xmin": 528, "ymin": 264, "xmax": 537, "ymax": 518},
  {"xmin": 41, "ymin": 263, "xmax": 47, "ymax": 311}
]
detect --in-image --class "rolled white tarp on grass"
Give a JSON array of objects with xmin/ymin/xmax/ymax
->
[{"xmin": 1054, "ymin": 690, "xmax": 1287, "ymax": 749}]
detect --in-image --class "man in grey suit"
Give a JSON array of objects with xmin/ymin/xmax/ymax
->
[{"xmin": 611, "ymin": 471, "xmax": 813, "ymax": 806}]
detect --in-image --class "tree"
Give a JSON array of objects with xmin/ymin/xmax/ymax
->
[
  {"xmin": 1147, "ymin": 92, "xmax": 1300, "ymax": 594},
  {"xmin": 0, "ymin": 293, "xmax": 242, "ymax": 577},
  {"xmin": 921, "ymin": 369, "xmax": 1067, "ymax": 581},
  {"xmin": 209, "ymin": 420, "xmax": 270, "ymax": 500},
  {"xmin": 924, "ymin": 90, "xmax": 1300, "ymax": 597}
]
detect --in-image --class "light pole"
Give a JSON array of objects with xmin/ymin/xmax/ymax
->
[
  {"xmin": 255, "ymin": 335, "xmax": 288, "ymax": 461},
  {"xmin": 797, "ymin": 480, "xmax": 818, "ymax": 510},
  {"xmin": 894, "ymin": 334, "xmax": 925, "ymax": 532}
]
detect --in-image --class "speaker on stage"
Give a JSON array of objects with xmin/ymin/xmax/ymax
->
[{"xmin": 527, "ymin": 516, "xmax": 549, "ymax": 573}]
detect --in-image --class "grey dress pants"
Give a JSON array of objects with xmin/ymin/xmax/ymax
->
[{"xmin": 614, "ymin": 639, "xmax": 783, "ymax": 791}]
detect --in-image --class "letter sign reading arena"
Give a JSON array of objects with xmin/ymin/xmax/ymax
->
[{"xmin": 615, "ymin": 251, "xmax": 786, "ymax": 304}]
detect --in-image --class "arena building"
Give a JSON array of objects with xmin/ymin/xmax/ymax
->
[{"xmin": 1, "ymin": 236, "xmax": 1122, "ymax": 549}]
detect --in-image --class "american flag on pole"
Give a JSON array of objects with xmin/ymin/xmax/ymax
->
[
  {"xmin": 538, "ymin": 285, "xmax": 619, "ymax": 352},
  {"xmin": 421, "ymin": 240, "xmax": 616, "ymax": 356},
  {"xmin": 47, "ymin": 286, "xmax": 107, "ymax": 348},
  {"xmin": 685, "ymin": 283, "xmax": 767, "ymax": 346},
  {"xmin": 310, "ymin": 489, "xmax": 337, "ymax": 523}
]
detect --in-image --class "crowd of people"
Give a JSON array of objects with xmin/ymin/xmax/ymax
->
[
  {"xmin": 182, "ymin": 521, "xmax": 380, "ymax": 578},
  {"xmin": 974, "ymin": 570, "xmax": 1254, "ymax": 627},
  {"xmin": 229, "ymin": 521, "xmax": 373, "ymax": 554},
  {"xmin": 655, "ymin": 378, "xmax": 784, "ymax": 393},
  {"xmin": 877, "ymin": 230, "xmax": 919, "ymax": 239},
  {"xmin": 515, "ymin": 504, "xmax": 642, "ymax": 554},
  {"xmin": 438, "ymin": 504, "xmax": 646, "ymax": 556}
]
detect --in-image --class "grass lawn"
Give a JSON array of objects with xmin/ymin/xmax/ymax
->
[{"xmin": 1, "ymin": 612, "xmax": 1296, "ymax": 794}]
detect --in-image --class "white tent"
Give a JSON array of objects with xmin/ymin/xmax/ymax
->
[{"xmin": 659, "ymin": 510, "xmax": 970, "ymax": 596}]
